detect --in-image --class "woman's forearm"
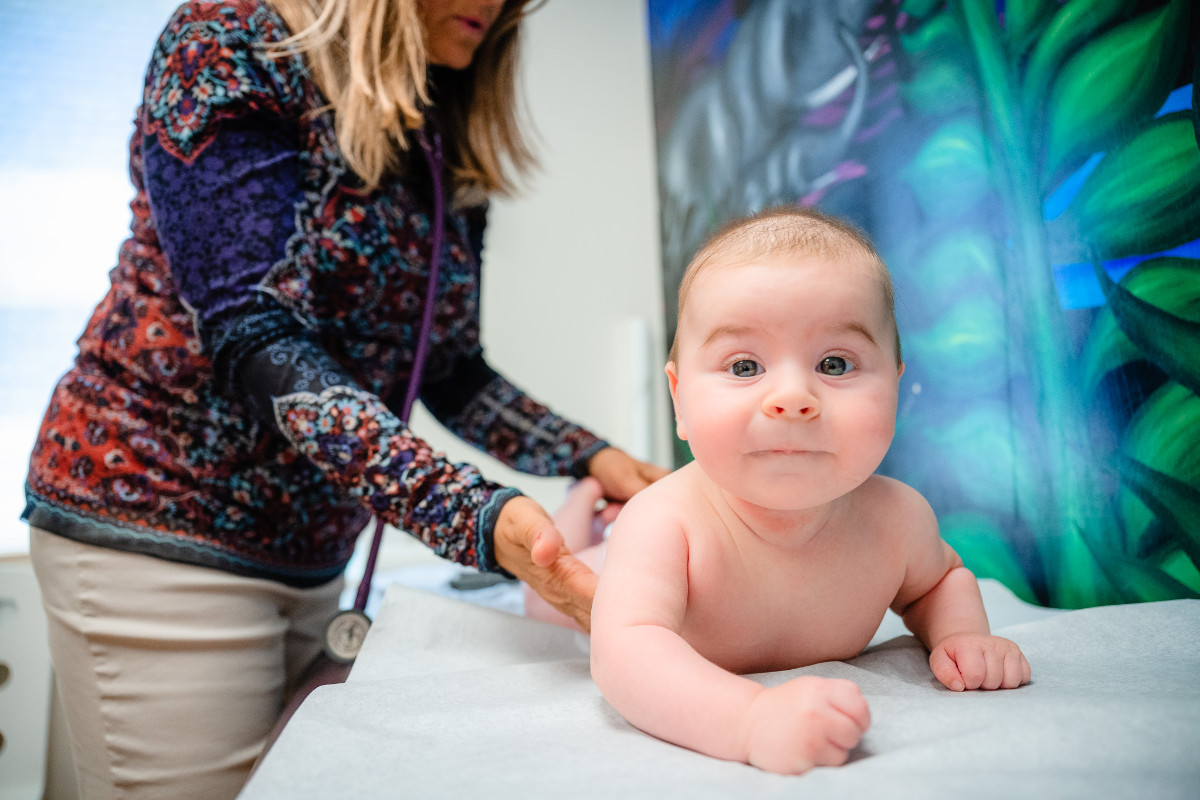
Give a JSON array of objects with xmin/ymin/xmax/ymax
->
[{"xmin": 434, "ymin": 369, "xmax": 607, "ymax": 477}]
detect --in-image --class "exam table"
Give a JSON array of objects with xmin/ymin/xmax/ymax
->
[{"xmin": 240, "ymin": 577, "xmax": 1200, "ymax": 799}]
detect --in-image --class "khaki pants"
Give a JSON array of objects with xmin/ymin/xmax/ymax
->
[{"xmin": 30, "ymin": 527, "xmax": 342, "ymax": 800}]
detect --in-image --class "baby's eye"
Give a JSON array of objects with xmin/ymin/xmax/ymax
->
[
  {"xmin": 818, "ymin": 356, "xmax": 854, "ymax": 376},
  {"xmin": 728, "ymin": 359, "xmax": 763, "ymax": 378}
]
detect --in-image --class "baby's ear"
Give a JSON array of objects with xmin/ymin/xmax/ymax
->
[
  {"xmin": 897, "ymin": 361, "xmax": 906, "ymax": 379},
  {"xmin": 665, "ymin": 362, "xmax": 687, "ymax": 441}
]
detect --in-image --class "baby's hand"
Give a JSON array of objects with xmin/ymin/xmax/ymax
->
[
  {"xmin": 552, "ymin": 477, "xmax": 622, "ymax": 552},
  {"xmin": 743, "ymin": 676, "xmax": 871, "ymax": 774},
  {"xmin": 929, "ymin": 633, "xmax": 1031, "ymax": 691}
]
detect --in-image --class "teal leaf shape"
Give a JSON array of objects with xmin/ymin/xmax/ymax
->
[
  {"xmin": 1053, "ymin": 113, "xmax": 1200, "ymax": 260},
  {"xmin": 1093, "ymin": 257, "xmax": 1200, "ymax": 397},
  {"xmin": 1042, "ymin": 0, "xmax": 1189, "ymax": 182},
  {"xmin": 1118, "ymin": 454, "xmax": 1200, "ymax": 577},
  {"xmin": 1004, "ymin": 0, "xmax": 1058, "ymax": 59},
  {"xmin": 900, "ymin": 115, "xmax": 991, "ymax": 219},
  {"xmin": 1021, "ymin": 0, "xmax": 1133, "ymax": 132}
]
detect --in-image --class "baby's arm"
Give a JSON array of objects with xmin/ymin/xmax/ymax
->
[
  {"xmin": 590, "ymin": 493, "xmax": 870, "ymax": 774},
  {"xmin": 890, "ymin": 490, "xmax": 1031, "ymax": 691}
]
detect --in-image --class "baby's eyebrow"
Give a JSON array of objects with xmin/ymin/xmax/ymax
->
[
  {"xmin": 699, "ymin": 324, "xmax": 756, "ymax": 348},
  {"xmin": 697, "ymin": 320, "xmax": 883, "ymax": 349},
  {"xmin": 833, "ymin": 321, "xmax": 880, "ymax": 347}
]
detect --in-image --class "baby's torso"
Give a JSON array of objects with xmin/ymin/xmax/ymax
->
[{"xmin": 677, "ymin": 479, "xmax": 907, "ymax": 674}]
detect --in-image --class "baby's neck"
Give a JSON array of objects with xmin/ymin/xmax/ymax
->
[{"xmin": 714, "ymin": 486, "xmax": 843, "ymax": 552}]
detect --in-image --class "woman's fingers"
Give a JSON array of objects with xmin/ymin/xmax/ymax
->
[
  {"xmin": 527, "ymin": 550, "xmax": 598, "ymax": 631},
  {"xmin": 494, "ymin": 496, "xmax": 599, "ymax": 631},
  {"xmin": 587, "ymin": 447, "xmax": 669, "ymax": 500},
  {"xmin": 529, "ymin": 525, "xmax": 561, "ymax": 566}
]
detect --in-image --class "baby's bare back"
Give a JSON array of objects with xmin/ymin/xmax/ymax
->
[{"xmin": 669, "ymin": 468, "xmax": 912, "ymax": 674}]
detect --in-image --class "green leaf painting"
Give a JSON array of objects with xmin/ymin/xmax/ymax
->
[
  {"xmin": 1094, "ymin": 257, "xmax": 1200, "ymax": 396},
  {"xmin": 892, "ymin": 0, "xmax": 1199, "ymax": 606},
  {"xmin": 1054, "ymin": 114, "xmax": 1200, "ymax": 260},
  {"xmin": 1041, "ymin": 0, "xmax": 1184, "ymax": 180}
]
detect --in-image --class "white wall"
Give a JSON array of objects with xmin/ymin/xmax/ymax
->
[{"xmin": 408, "ymin": 0, "xmax": 672, "ymax": 514}]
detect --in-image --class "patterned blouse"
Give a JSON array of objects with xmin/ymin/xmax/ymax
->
[{"xmin": 22, "ymin": 0, "xmax": 606, "ymax": 587}]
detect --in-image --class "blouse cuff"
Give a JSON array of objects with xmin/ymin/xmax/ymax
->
[
  {"xmin": 569, "ymin": 440, "xmax": 611, "ymax": 480},
  {"xmin": 476, "ymin": 487, "xmax": 523, "ymax": 577}
]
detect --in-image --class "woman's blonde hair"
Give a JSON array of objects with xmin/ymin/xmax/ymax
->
[{"xmin": 268, "ymin": 0, "xmax": 537, "ymax": 198}]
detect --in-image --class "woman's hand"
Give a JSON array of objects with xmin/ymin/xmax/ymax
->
[
  {"xmin": 494, "ymin": 450, "xmax": 666, "ymax": 631},
  {"xmin": 493, "ymin": 495, "xmax": 599, "ymax": 631},
  {"xmin": 586, "ymin": 447, "xmax": 669, "ymax": 502}
]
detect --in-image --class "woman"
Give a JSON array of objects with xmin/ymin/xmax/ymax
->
[{"xmin": 24, "ymin": 1, "xmax": 665, "ymax": 796}]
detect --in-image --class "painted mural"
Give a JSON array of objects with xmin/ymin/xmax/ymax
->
[{"xmin": 648, "ymin": 0, "xmax": 1200, "ymax": 608}]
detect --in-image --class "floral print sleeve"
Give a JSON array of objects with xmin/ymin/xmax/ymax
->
[
  {"xmin": 141, "ymin": 1, "xmax": 304, "ymax": 163},
  {"xmin": 239, "ymin": 342, "xmax": 519, "ymax": 572}
]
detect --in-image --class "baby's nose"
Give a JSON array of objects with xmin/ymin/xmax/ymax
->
[{"xmin": 761, "ymin": 382, "xmax": 819, "ymax": 419}]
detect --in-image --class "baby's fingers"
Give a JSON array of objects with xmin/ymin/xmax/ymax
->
[
  {"xmin": 934, "ymin": 636, "xmax": 1032, "ymax": 692},
  {"xmin": 980, "ymin": 647, "xmax": 1006, "ymax": 690},
  {"xmin": 929, "ymin": 646, "xmax": 966, "ymax": 692},
  {"xmin": 813, "ymin": 696, "xmax": 868, "ymax": 768},
  {"xmin": 1002, "ymin": 650, "xmax": 1032, "ymax": 689},
  {"xmin": 824, "ymin": 710, "xmax": 866, "ymax": 754},
  {"xmin": 825, "ymin": 679, "xmax": 871, "ymax": 733}
]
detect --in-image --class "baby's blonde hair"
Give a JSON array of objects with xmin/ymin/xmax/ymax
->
[
  {"xmin": 269, "ymin": 0, "xmax": 537, "ymax": 198},
  {"xmin": 669, "ymin": 206, "xmax": 902, "ymax": 364}
]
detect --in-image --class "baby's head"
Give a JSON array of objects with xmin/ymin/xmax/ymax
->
[
  {"xmin": 665, "ymin": 207, "xmax": 904, "ymax": 511},
  {"xmin": 669, "ymin": 207, "xmax": 901, "ymax": 366}
]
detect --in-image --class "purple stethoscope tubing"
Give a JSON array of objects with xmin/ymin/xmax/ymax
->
[{"xmin": 353, "ymin": 129, "xmax": 445, "ymax": 614}]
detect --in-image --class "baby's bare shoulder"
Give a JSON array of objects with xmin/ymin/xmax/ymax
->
[
  {"xmin": 854, "ymin": 475, "xmax": 938, "ymax": 538},
  {"xmin": 611, "ymin": 464, "xmax": 723, "ymax": 554},
  {"xmin": 623, "ymin": 463, "xmax": 702, "ymax": 511},
  {"xmin": 611, "ymin": 465, "xmax": 697, "ymax": 536}
]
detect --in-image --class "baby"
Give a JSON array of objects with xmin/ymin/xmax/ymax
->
[{"xmin": 586, "ymin": 207, "xmax": 1031, "ymax": 774}]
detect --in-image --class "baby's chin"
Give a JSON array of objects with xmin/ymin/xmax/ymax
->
[{"xmin": 711, "ymin": 474, "xmax": 850, "ymax": 514}]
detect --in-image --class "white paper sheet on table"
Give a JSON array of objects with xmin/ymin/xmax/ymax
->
[{"xmin": 241, "ymin": 579, "xmax": 1200, "ymax": 800}]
